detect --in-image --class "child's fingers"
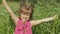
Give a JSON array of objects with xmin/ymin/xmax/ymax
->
[
  {"xmin": 2, "ymin": 0, "xmax": 6, "ymax": 3},
  {"xmin": 53, "ymin": 15, "xmax": 58, "ymax": 19},
  {"xmin": 2, "ymin": 0, "xmax": 6, "ymax": 1}
]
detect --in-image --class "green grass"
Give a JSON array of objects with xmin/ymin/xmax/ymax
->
[{"xmin": 0, "ymin": 0, "xmax": 60, "ymax": 34}]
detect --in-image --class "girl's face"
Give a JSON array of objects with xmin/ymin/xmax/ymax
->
[{"xmin": 20, "ymin": 12, "xmax": 30, "ymax": 22}]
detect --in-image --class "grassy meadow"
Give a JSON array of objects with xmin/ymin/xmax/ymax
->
[{"xmin": 0, "ymin": 0, "xmax": 60, "ymax": 34}]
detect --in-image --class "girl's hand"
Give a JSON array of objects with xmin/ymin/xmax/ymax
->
[
  {"xmin": 53, "ymin": 15, "xmax": 58, "ymax": 20},
  {"xmin": 2, "ymin": 0, "xmax": 6, "ymax": 3},
  {"xmin": 2, "ymin": 0, "xmax": 12, "ymax": 13}
]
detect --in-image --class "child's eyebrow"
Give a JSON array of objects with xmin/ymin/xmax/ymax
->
[{"xmin": 23, "ymin": 12, "xmax": 31, "ymax": 14}]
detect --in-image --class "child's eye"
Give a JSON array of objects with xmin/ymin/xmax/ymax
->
[
  {"xmin": 22, "ymin": 13, "xmax": 25, "ymax": 15},
  {"xmin": 23, "ymin": 13, "xmax": 25, "ymax": 15}
]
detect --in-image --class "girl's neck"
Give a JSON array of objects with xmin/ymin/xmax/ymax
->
[
  {"xmin": 22, "ymin": 20, "xmax": 27, "ymax": 24},
  {"xmin": 19, "ymin": 18, "xmax": 27, "ymax": 24}
]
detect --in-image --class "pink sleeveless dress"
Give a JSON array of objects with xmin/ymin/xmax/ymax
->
[{"xmin": 14, "ymin": 19, "xmax": 32, "ymax": 34}]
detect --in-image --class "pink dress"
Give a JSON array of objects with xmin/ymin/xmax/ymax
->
[{"xmin": 14, "ymin": 19, "xmax": 32, "ymax": 34}]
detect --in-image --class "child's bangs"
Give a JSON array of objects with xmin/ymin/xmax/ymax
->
[{"xmin": 21, "ymin": 10, "xmax": 31, "ymax": 14}]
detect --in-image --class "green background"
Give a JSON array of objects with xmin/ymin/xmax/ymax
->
[{"xmin": 0, "ymin": 0, "xmax": 60, "ymax": 34}]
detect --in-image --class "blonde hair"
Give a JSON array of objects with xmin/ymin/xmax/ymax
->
[
  {"xmin": 18, "ymin": 5, "xmax": 34, "ymax": 20},
  {"xmin": 18, "ymin": 1, "xmax": 34, "ymax": 20}
]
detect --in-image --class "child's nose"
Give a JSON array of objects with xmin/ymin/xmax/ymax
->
[
  {"xmin": 24, "ymin": 15, "xmax": 27, "ymax": 17},
  {"xmin": 24, "ymin": 16, "xmax": 28, "ymax": 19}
]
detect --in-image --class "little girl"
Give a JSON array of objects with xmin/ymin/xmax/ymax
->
[{"xmin": 2, "ymin": 0, "xmax": 58, "ymax": 34}]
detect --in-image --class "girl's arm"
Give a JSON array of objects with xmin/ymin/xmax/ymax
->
[
  {"xmin": 2, "ymin": 0, "xmax": 18, "ymax": 25},
  {"xmin": 30, "ymin": 15, "xmax": 58, "ymax": 27}
]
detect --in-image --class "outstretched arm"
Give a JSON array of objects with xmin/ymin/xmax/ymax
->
[
  {"xmin": 30, "ymin": 15, "xmax": 58, "ymax": 27},
  {"xmin": 2, "ymin": 0, "xmax": 18, "ymax": 25}
]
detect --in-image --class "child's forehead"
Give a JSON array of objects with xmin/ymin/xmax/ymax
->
[{"xmin": 21, "ymin": 9, "xmax": 31, "ymax": 14}]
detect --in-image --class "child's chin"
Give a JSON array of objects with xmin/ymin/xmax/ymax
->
[{"xmin": 22, "ymin": 19, "xmax": 27, "ymax": 21}]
